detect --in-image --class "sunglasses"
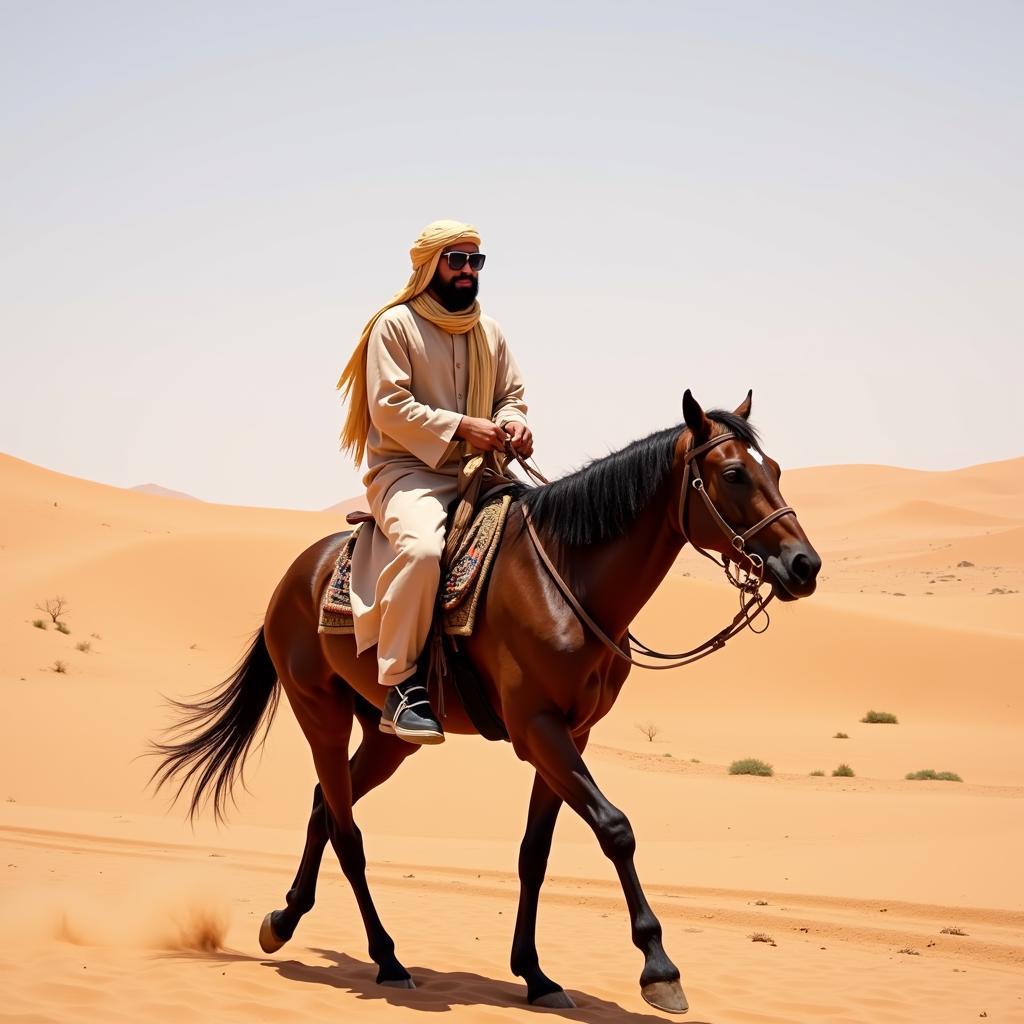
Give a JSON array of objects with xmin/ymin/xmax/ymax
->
[{"xmin": 443, "ymin": 251, "xmax": 486, "ymax": 272}]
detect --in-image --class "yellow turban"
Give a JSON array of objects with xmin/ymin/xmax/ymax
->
[{"xmin": 336, "ymin": 219, "xmax": 496, "ymax": 464}]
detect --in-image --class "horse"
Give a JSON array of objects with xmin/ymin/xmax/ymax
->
[{"xmin": 151, "ymin": 389, "xmax": 821, "ymax": 1015}]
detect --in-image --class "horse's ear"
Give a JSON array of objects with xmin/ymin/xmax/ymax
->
[
  {"xmin": 682, "ymin": 389, "xmax": 710, "ymax": 441},
  {"xmin": 734, "ymin": 389, "xmax": 753, "ymax": 420}
]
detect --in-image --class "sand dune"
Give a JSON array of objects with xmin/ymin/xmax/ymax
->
[{"xmin": 1, "ymin": 450, "xmax": 1021, "ymax": 1023}]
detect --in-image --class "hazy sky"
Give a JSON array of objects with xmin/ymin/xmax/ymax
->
[{"xmin": 2, "ymin": 1, "xmax": 1021, "ymax": 509}]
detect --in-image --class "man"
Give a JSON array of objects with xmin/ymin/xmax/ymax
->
[{"xmin": 336, "ymin": 220, "xmax": 533, "ymax": 745}]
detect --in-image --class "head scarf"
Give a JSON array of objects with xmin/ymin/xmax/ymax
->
[{"xmin": 336, "ymin": 219, "xmax": 496, "ymax": 464}]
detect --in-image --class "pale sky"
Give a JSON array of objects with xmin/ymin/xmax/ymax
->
[{"xmin": 2, "ymin": 1, "xmax": 1021, "ymax": 510}]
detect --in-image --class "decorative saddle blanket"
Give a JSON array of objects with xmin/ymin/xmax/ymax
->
[{"xmin": 318, "ymin": 492, "xmax": 513, "ymax": 638}]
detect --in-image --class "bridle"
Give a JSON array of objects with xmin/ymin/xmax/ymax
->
[{"xmin": 513, "ymin": 431, "xmax": 798, "ymax": 670}]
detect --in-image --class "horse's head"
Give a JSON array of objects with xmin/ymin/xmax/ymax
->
[{"xmin": 677, "ymin": 390, "xmax": 820, "ymax": 601}]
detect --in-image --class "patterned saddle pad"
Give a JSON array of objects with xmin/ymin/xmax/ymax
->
[{"xmin": 319, "ymin": 492, "xmax": 513, "ymax": 638}]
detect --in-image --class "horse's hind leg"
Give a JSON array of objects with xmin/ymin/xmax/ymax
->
[
  {"xmin": 313, "ymin": 734, "xmax": 414, "ymax": 987},
  {"xmin": 260, "ymin": 699, "xmax": 419, "ymax": 955},
  {"xmin": 259, "ymin": 782, "xmax": 328, "ymax": 952}
]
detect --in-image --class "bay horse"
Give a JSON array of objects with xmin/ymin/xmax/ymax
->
[{"xmin": 152, "ymin": 390, "xmax": 820, "ymax": 1014}]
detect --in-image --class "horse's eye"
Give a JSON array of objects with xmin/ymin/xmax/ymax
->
[{"xmin": 723, "ymin": 468, "xmax": 746, "ymax": 485}]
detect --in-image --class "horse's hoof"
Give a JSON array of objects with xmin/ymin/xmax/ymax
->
[
  {"xmin": 258, "ymin": 912, "xmax": 286, "ymax": 954},
  {"xmin": 641, "ymin": 979, "xmax": 689, "ymax": 1014},
  {"xmin": 532, "ymin": 990, "xmax": 576, "ymax": 1009},
  {"xmin": 379, "ymin": 977, "xmax": 416, "ymax": 989}
]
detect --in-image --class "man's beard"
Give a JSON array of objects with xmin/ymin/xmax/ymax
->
[{"xmin": 430, "ymin": 269, "xmax": 478, "ymax": 312}]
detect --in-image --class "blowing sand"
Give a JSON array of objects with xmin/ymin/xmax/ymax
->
[{"xmin": 1, "ymin": 450, "xmax": 1021, "ymax": 1023}]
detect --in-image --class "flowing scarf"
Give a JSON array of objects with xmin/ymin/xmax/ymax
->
[{"xmin": 336, "ymin": 220, "xmax": 496, "ymax": 464}]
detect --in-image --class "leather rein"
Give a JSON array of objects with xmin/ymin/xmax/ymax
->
[{"xmin": 509, "ymin": 432, "xmax": 797, "ymax": 671}]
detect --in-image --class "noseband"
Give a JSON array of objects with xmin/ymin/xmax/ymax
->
[
  {"xmin": 677, "ymin": 432, "xmax": 797, "ymax": 600},
  {"xmin": 517, "ymin": 431, "xmax": 798, "ymax": 671}
]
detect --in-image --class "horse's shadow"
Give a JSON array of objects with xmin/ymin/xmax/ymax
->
[{"xmin": 265, "ymin": 947, "xmax": 689, "ymax": 1022}]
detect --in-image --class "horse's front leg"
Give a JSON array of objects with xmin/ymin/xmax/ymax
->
[
  {"xmin": 518, "ymin": 712, "xmax": 688, "ymax": 1014},
  {"xmin": 510, "ymin": 734, "xmax": 587, "ymax": 1009}
]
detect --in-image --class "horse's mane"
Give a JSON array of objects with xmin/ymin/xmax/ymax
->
[{"xmin": 518, "ymin": 410, "xmax": 760, "ymax": 547}]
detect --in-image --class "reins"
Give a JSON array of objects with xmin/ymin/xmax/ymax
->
[{"xmin": 507, "ymin": 432, "xmax": 796, "ymax": 671}]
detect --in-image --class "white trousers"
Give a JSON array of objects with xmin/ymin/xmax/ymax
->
[{"xmin": 352, "ymin": 466, "xmax": 459, "ymax": 687}]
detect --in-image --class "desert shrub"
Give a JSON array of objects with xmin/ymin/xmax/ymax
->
[
  {"xmin": 35, "ymin": 595, "xmax": 69, "ymax": 624},
  {"xmin": 729, "ymin": 758, "xmax": 773, "ymax": 777},
  {"xmin": 55, "ymin": 622, "xmax": 71, "ymax": 635},
  {"xmin": 636, "ymin": 721, "xmax": 659, "ymax": 742},
  {"xmin": 75, "ymin": 641, "xmax": 91, "ymax": 653},
  {"xmin": 861, "ymin": 710, "xmax": 898, "ymax": 724},
  {"xmin": 750, "ymin": 932, "xmax": 776, "ymax": 945},
  {"xmin": 833, "ymin": 732, "xmax": 849, "ymax": 739},
  {"xmin": 832, "ymin": 763, "xmax": 855, "ymax": 777},
  {"xmin": 52, "ymin": 660, "xmax": 68, "ymax": 674},
  {"xmin": 809, "ymin": 770, "xmax": 825, "ymax": 776},
  {"xmin": 32, "ymin": 619, "xmax": 47, "ymax": 630},
  {"xmin": 897, "ymin": 947, "xmax": 920, "ymax": 955},
  {"xmin": 905, "ymin": 769, "xmax": 962, "ymax": 782},
  {"xmin": 940, "ymin": 926, "xmax": 968, "ymax": 936}
]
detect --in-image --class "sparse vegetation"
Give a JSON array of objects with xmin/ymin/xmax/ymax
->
[
  {"xmin": 32, "ymin": 619, "xmax": 47, "ymax": 630},
  {"xmin": 861, "ymin": 710, "xmax": 898, "ymax": 724},
  {"xmin": 832, "ymin": 763, "xmax": 855, "ymax": 777},
  {"xmin": 897, "ymin": 947, "xmax": 920, "ymax": 956},
  {"xmin": 90, "ymin": 632, "xmax": 102, "ymax": 640},
  {"xmin": 35, "ymin": 596, "xmax": 69, "ymax": 625},
  {"xmin": 52, "ymin": 660, "xmax": 68, "ymax": 674},
  {"xmin": 636, "ymin": 721, "xmax": 660, "ymax": 743},
  {"xmin": 833, "ymin": 732, "xmax": 849, "ymax": 739},
  {"xmin": 55, "ymin": 622, "xmax": 71, "ymax": 635},
  {"xmin": 729, "ymin": 758, "xmax": 774, "ymax": 777},
  {"xmin": 940, "ymin": 926, "xmax": 968, "ymax": 936},
  {"xmin": 75, "ymin": 641, "xmax": 91, "ymax": 653},
  {"xmin": 754, "ymin": 900, "xmax": 768, "ymax": 906},
  {"xmin": 750, "ymin": 932, "xmax": 776, "ymax": 945},
  {"xmin": 809, "ymin": 770, "xmax": 825, "ymax": 777},
  {"xmin": 906, "ymin": 769, "xmax": 962, "ymax": 782}
]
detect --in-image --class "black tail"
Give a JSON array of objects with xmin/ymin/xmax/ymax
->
[{"xmin": 149, "ymin": 626, "xmax": 280, "ymax": 823}]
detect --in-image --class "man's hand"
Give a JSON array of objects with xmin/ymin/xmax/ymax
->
[
  {"xmin": 503, "ymin": 421, "xmax": 534, "ymax": 459},
  {"xmin": 454, "ymin": 416, "xmax": 507, "ymax": 452}
]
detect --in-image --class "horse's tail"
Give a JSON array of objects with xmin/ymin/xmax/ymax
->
[{"xmin": 149, "ymin": 626, "xmax": 280, "ymax": 823}]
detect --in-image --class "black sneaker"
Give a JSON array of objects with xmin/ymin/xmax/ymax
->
[{"xmin": 379, "ymin": 676, "xmax": 445, "ymax": 745}]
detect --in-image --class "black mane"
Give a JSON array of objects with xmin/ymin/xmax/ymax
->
[{"xmin": 519, "ymin": 410, "xmax": 760, "ymax": 547}]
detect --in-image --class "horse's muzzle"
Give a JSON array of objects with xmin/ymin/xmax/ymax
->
[{"xmin": 764, "ymin": 542, "xmax": 821, "ymax": 601}]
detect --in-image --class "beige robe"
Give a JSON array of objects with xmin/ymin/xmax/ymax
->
[{"xmin": 348, "ymin": 304, "xmax": 528, "ymax": 684}]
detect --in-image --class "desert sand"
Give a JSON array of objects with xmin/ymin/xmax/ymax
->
[{"xmin": 1, "ymin": 449, "xmax": 1022, "ymax": 1023}]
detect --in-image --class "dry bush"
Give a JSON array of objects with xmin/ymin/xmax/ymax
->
[
  {"xmin": 75, "ymin": 641, "xmax": 91, "ymax": 653},
  {"xmin": 35, "ymin": 596, "xmax": 69, "ymax": 624},
  {"xmin": 52, "ymin": 660, "xmax": 68, "ymax": 674},
  {"xmin": 636, "ymin": 721, "xmax": 660, "ymax": 743},
  {"xmin": 32, "ymin": 619, "xmax": 47, "ymax": 630},
  {"xmin": 729, "ymin": 758, "xmax": 773, "ymax": 777},
  {"xmin": 861, "ymin": 710, "xmax": 898, "ymax": 724},
  {"xmin": 832, "ymin": 763, "xmax": 855, "ymax": 777}
]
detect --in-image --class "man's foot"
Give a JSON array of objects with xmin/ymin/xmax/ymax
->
[{"xmin": 379, "ymin": 676, "xmax": 445, "ymax": 745}]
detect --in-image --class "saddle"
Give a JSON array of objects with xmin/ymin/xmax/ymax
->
[
  {"xmin": 317, "ymin": 489, "xmax": 513, "ymax": 638},
  {"xmin": 318, "ymin": 455, "xmax": 518, "ymax": 742}
]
